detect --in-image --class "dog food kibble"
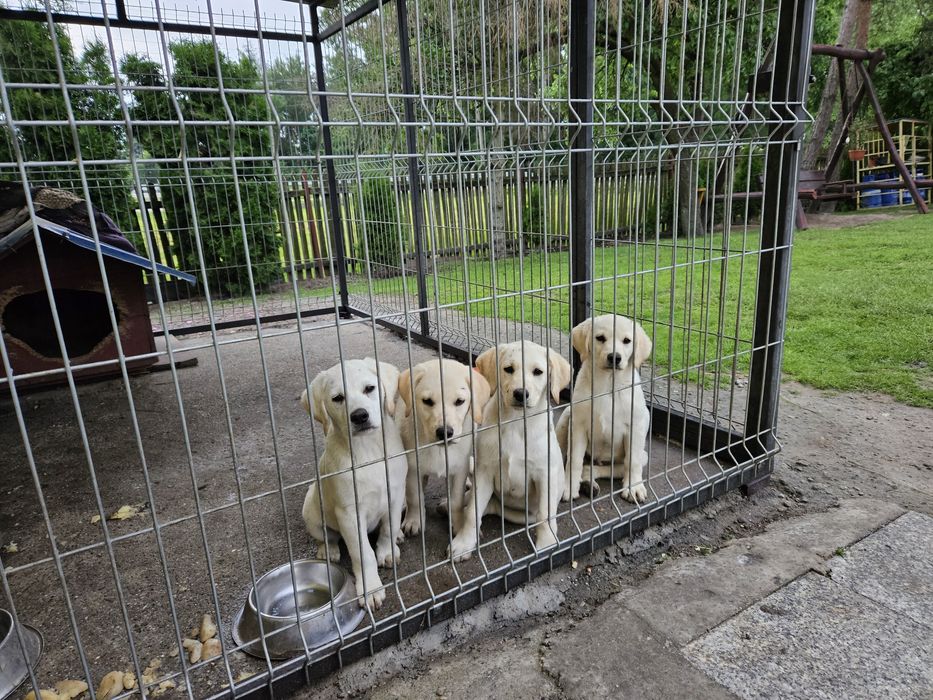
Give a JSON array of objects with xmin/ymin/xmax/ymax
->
[
  {"xmin": 182, "ymin": 638, "xmax": 202, "ymax": 663},
  {"xmin": 198, "ymin": 613, "xmax": 217, "ymax": 642},
  {"xmin": 201, "ymin": 638, "xmax": 221, "ymax": 660},
  {"xmin": 24, "ymin": 690, "xmax": 60, "ymax": 700},
  {"xmin": 96, "ymin": 671, "xmax": 124, "ymax": 700},
  {"xmin": 54, "ymin": 680, "xmax": 88, "ymax": 700}
]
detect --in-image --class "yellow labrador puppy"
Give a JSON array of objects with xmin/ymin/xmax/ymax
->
[
  {"xmin": 449, "ymin": 341, "xmax": 571, "ymax": 561},
  {"xmin": 301, "ymin": 358, "xmax": 406, "ymax": 610},
  {"xmin": 398, "ymin": 359, "xmax": 491, "ymax": 536},
  {"xmin": 556, "ymin": 315, "xmax": 653, "ymax": 503}
]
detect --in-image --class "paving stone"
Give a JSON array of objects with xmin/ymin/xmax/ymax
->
[
  {"xmin": 540, "ymin": 599, "xmax": 738, "ymax": 699},
  {"xmin": 626, "ymin": 499, "xmax": 906, "ymax": 645},
  {"xmin": 683, "ymin": 573, "xmax": 933, "ymax": 700},
  {"xmin": 828, "ymin": 511, "xmax": 933, "ymax": 630}
]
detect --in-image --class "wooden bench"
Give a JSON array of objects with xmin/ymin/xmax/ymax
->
[{"xmin": 795, "ymin": 169, "xmax": 853, "ymax": 229}]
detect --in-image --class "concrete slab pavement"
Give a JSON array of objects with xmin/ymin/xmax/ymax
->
[
  {"xmin": 305, "ymin": 499, "xmax": 913, "ymax": 699},
  {"xmin": 684, "ymin": 572, "xmax": 933, "ymax": 699}
]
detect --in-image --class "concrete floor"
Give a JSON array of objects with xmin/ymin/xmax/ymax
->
[{"xmin": 1, "ymin": 316, "xmax": 741, "ymax": 699}]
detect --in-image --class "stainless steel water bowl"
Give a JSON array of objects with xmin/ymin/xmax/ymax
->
[
  {"xmin": 0, "ymin": 609, "xmax": 43, "ymax": 700},
  {"xmin": 232, "ymin": 560, "xmax": 364, "ymax": 661}
]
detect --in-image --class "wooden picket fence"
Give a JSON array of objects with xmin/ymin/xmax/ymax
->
[{"xmin": 135, "ymin": 165, "xmax": 675, "ymax": 302}]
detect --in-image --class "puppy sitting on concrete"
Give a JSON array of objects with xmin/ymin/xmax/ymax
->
[
  {"xmin": 449, "ymin": 341, "xmax": 571, "ymax": 561},
  {"xmin": 398, "ymin": 359, "xmax": 491, "ymax": 537},
  {"xmin": 301, "ymin": 358, "xmax": 406, "ymax": 610}
]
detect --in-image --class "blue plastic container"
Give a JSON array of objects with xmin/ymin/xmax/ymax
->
[
  {"xmin": 903, "ymin": 171, "xmax": 926, "ymax": 205},
  {"xmin": 862, "ymin": 189, "xmax": 881, "ymax": 208},
  {"xmin": 881, "ymin": 183, "xmax": 899, "ymax": 206}
]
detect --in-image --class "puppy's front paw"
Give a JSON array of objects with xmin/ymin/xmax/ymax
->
[
  {"xmin": 447, "ymin": 535, "xmax": 476, "ymax": 563},
  {"xmin": 357, "ymin": 581, "xmax": 386, "ymax": 610},
  {"xmin": 621, "ymin": 483, "xmax": 648, "ymax": 504},
  {"xmin": 401, "ymin": 510, "xmax": 423, "ymax": 536},
  {"xmin": 316, "ymin": 541, "xmax": 341, "ymax": 563},
  {"xmin": 376, "ymin": 541, "xmax": 400, "ymax": 568},
  {"xmin": 535, "ymin": 529, "xmax": 558, "ymax": 551},
  {"xmin": 562, "ymin": 482, "xmax": 580, "ymax": 502}
]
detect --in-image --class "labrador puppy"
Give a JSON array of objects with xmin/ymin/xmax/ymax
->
[
  {"xmin": 301, "ymin": 358, "xmax": 407, "ymax": 610},
  {"xmin": 398, "ymin": 359, "xmax": 491, "ymax": 536},
  {"xmin": 556, "ymin": 314, "xmax": 653, "ymax": 504},
  {"xmin": 448, "ymin": 341, "xmax": 571, "ymax": 562}
]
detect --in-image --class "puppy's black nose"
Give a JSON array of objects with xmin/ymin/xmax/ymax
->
[
  {"xmin": 513, "ymin": 388, "xmax": 529, "ymax": 403},
  {"xmin": 608, "ymin": 352, "xmax": 623, "ymax": 367},
  {"xmin": 350, "ymin": 408, "xmax": 369, "ymax": 425},
  {"xmin": 435, "ymin": 425, "xmax": 454, "ymax": 440}
]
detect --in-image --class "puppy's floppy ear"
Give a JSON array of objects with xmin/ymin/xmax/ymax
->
[
  {"xmin": 632, "ymin": 321, "xmax": 653, "ymax": 369},
  {"xmin": 300, "ymin": 388, "xmax": 311, "ymax": 416},
  {"xmin": 398, "ymin": 367, "xmax": 414, "ymax": 418},
  {"xmin": 469, "ymin": 369, "xmax": 491, "ymax": 423},
  {"xmin": 363, "ymin": 357, "xmax": 400, "ymax": 416},
  {"xmin": 474, "ymin": 346, "xmax": 499, "ymax": 394},
  {"xmin": 546, "ymin": 349, "xmax": 572, "ymax": 404},
  {"xmin": 571, "ymin": 317, "xmax": 593, "ymax": 360},
  {"xmin": 308, "ymin": 374, "xmax": 331, "ymax": 435}
]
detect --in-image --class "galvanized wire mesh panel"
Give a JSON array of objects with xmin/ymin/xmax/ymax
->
[{"xmin": 0, "ymin": 0, "xmax": 813, "ymax": 698}]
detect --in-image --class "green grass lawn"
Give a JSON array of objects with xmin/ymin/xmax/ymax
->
[
  {"xmin": 784, "ymin": 215, "xmax": 932, "ymax": 407},
  {"xmin": 307, "ymin": 214, "xmax": 932, "ymax": 407}
]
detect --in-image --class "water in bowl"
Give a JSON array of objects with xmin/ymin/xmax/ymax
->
[{"xmin": 264, "ymin": 584, "xmax": 332, "ymax": 618}]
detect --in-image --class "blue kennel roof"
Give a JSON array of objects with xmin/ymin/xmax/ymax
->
[{"xmin": 0, "ymin": 217, "xmax": 196, "ymax": 284}]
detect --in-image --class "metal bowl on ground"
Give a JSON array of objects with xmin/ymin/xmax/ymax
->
[
  {"xmin": 232, "ymin": 560, "xmax": 364, "ymax": 661},
  {"xmin": 0, "ymin": 608, "xmax": 43, "ymax": 700}
]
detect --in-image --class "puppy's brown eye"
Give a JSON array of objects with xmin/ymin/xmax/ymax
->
[
  {"xmin": 595, "ymin": 335, "xmax": 606, "ymax": 342},
  {"xmin": 333, "ymin": 394, "xmax": 344, "ymax": 403},
  {"xmin": 454, "ymin": 398, "xmax": 465, "ymax": 406},
  {"xmin": 533, "ymin": 368, "xmax": 544, "ymax": 376},
  {"xmin": 504, "ymin": 366, "xmax": 515, "ymax": 374},
  {"xmin": 364, "ymin": 385, "xmax": 376, "ymax": 394},
  {"xmin": 623, "ymin": 337, "xmax": 631, "ymax": 344},
  {"xmin": 422, "ymin": 398, "xmax": 434, "ymax": 407}
]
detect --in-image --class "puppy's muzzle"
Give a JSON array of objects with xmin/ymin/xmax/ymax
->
[
  {"xmin": 607, "ymin": 352, "xmax": 624, "ymax": 369},
  {"xmin": 435, "ymin": 425, "xmax": 455, "ymax": 441},
  {"xmin": 350, "ymin": 408, "xmax": 373, "ymax": 431},
  {"xmin": 512, "ymin": 388, "xmax": 529, "ymax": 407}
]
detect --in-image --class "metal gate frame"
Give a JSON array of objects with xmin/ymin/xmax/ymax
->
[{"xmin": 0, "ymin": 0, "xmax": 816, "ymax": 695}]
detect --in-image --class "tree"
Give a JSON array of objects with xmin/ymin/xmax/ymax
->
[
  {"xmin": 268, "ymin": 55, "xmax": 319, "ymax": 161},
  {"xmin": 0, "ymin": 16, "xmax": 133, "ymax": 233},
  {"xmin": 122, "ymin": 42, "xmax": 282, "ymax": 297}
]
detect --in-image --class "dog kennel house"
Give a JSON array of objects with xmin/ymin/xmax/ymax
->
[{"xmin": 0, "ymin": 210, "xmax": 195, "ymax": 390}]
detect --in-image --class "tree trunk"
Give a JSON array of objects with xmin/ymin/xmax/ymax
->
[
  {"xmin": 802, "ymin": 0, "xmax": 861, "ymax": 170},
  {"xmin": 487, "ymin": 125, "xmax": 510, "ymax": 259},
  {"xmin": 677, "ymin": 155, "xmax": 705, "ymax": 238},
  {"xmin": 825, "ymin": 0, "xmax": 872, "ymax": 181}
]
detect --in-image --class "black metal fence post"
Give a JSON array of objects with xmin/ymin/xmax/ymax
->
[
  {"xmin": 746, "ymin": 0, "xmax": 816, "ymax": 457},
  {"xmin": 396, "ymin": 0, "xmax": 431, "ymax": 337},
  {"xmin": 311, "ymin": 8, "xmax": 350, "ymax": 316},
  {"xmin": 569, "ymin": 0, "xmax": 595, "ymax": 371}
]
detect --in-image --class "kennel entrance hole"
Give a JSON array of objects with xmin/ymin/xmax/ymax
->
[{"xmin": 3, "ymin": 289, "xmax": 120, "ymax": 358}]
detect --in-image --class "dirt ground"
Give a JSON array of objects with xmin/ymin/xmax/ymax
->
[{"xmin": 1, "ymin": 319, "xmax": 930, "ymax": 699}]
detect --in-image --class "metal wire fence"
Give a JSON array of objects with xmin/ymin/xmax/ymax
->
[{"xmin": 0, "ymin": 0, "xmax": 814, "ymax": 697}]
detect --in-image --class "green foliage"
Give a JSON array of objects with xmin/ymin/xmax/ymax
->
[
  {"xmin": 521, "ymin": 183, "xmax": 545, "ymax": 249},
  {"xmin": 873, "ymin": 18, "xmax": 933, "ymax": 124},
  {"xmin": 0, "ymin": 18, "xmax": 133, "ymax": 233},
  {"xmin": 267, "ymin": 55, "xmax": 319, "ymax": 158},
  {"xmin": 122, "ymin": 41, "xmax": 281, "ymax": 296},
  {"xmin": 359, "ymin": 178, "xmax": 403, "ymax": 276}
]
